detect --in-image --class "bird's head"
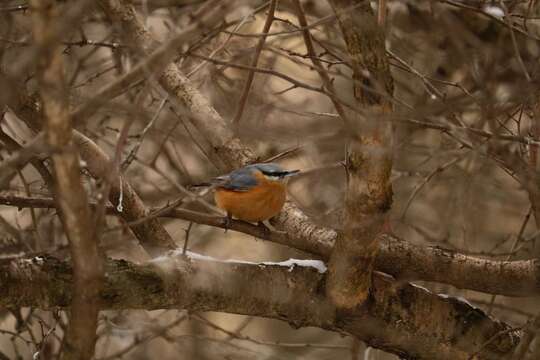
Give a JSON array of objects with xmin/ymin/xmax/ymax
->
[{"xmin": 249, "ymin": 163, "xmax": 300, "ymax": 183}]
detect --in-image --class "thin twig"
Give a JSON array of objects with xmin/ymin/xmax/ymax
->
[
  {"xmin": 232, "ymin": 0, "xmax": 278, "ymax": 126},
  {"xmin": 291, "ymin": 0, "xmax": 350, "ymax": 125}
]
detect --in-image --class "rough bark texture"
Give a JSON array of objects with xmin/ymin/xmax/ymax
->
[
  {"xmin": 325, "ymin": 0, "xmax": 394, "ymax": 308},
  {"xmin": 0, "ymin": 255, "xmax": 521, "ymax": 360},
  {"xmin": 29, "ymin": 1, "xmax": 103, "ymax": 359}
]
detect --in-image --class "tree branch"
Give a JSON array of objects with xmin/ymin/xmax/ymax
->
[
  {"xmin": 325, "ymin": 0, "xmax": 394, "ymax": 308},
  {"xmin": 0, "ymin": 133, "xmax": 50, "ymax": 189},
  {"xmin": 97, "ymin": 0, "xmax": 255, "ymax": 171},
  {"xmin": 74, "ymin": 132, "xmax": 177, "ymax": 257},
  {"xmin": 0, "ymin": 254, "xmax": 521, "ymax": 360},
  {"xmin": 3, "ymin": 72, "xmax": 177, "ymax": 257},
  {"xmin": 2, "ymin": 194, "xmax": 540, "ymax": 297},
  {"xmin": 29, "ymin": 0, "xmax": 102, "ymax": 358},
  {"xmin": 2, "ymin": 2, "xmax": 533, "ymax": 357},
  {"xmin": 232, "ymin": 0, "xmax": 278, "ymax": 126}
]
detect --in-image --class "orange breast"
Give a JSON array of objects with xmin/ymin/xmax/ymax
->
[{"xmin": 214, "ymin": 179, "xmax": 287, "ymax": 223}]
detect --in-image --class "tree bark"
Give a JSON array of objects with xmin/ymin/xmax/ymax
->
[
  {"xmin": 29, "ymin": 1, "xmax": 103, "ymax": 358},
  {"xmin": 2, "ymin": 195, "xmax": 540, "ymax": 297},
  {"xmin": 325, "ymin": 0, "xmax": 394, "ymax": 308},
  {"xmin": 0, "ymin": 254, "xmax": 521, "ymax": 360}
]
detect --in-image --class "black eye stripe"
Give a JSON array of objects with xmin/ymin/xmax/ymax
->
[{"xmin": 261, "ymin": 171, "xmax": 288, "ymax": 177}]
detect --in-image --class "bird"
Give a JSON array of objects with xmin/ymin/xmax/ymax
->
[{"xmin": 212, "ymin": 163, "xmax": 300, "ymax": 227}]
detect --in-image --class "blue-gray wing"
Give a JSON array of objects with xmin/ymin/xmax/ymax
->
[{"xmin": 214, "ymin": 168, "xmax": 258, "ymax": 191}]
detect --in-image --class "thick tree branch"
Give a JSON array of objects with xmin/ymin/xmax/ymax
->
[
  {"xmin": 2, "ymin": 195, "xmax": 540, "ymax": 297},
  {"xmin": 325, "ymin": 0, "xmax": 394, "ymax": 308},
  {"xmin": 0, "ymin": 254, "xmax": 520, "ymax": 360},
  {"xmin": 29, "ymin": 0, "xmax": 102, "ymax": 358}
]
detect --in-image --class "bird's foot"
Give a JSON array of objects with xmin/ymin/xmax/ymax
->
[{"xmin": 222, "ymin": 213, "xmax": 232, "ymax": 233}]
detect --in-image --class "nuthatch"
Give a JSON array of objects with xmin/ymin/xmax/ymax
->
[{"xmin": 212, "ymin": 163, "xmax": 300, "ymax": 225}]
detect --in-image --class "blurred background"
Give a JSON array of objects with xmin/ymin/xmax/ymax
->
[{"xmin": 2, "ymin": 0, "xmax": 540, "ymax": 358}]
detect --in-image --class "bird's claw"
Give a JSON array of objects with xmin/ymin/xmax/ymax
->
[{"xmin": 222, "ymin": 214, "xmax": 232, "ymax": 233}]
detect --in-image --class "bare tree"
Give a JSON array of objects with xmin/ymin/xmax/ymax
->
[{"xmin": 1, "ymin": 1, "xmax": 540, "ymax": 359}]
